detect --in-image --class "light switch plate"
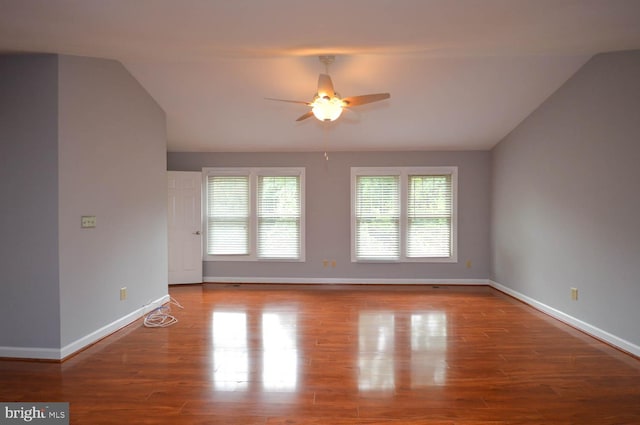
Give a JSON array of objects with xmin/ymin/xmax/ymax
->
[{"xmin": 81, "ymin": 216, "xmax": 96, "ymax": 228}]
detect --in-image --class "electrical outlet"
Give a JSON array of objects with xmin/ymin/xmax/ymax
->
[
  {"xmin": 331, "ymin": 260, "xmax": 336, "ymax": 268},
  {"xmin": 466, "ymin": 260, "xmax": 472, "ymax": 268},
  {"xmin": 571, "ymin": 287, "xmax": 578, "ymax": 301},
  {"xmin": 120, "ymin": 287, "xmax": 127, "ymax": 301},
  {"xmin": 323, "ymin": 260, "xmax": 329, "ymax": 268}
]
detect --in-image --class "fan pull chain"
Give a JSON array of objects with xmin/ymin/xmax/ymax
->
[{"xmin": 323, "ymin": 124, "xmax": 329, "ymax": 161}]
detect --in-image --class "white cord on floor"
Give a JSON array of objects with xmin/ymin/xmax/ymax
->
[{"xmin": 144, "ymin": 296, "xmax": 184, "ymax": 328}]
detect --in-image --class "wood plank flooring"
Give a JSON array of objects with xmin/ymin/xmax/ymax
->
[{"xmin": 1, "ymin": 284, "xmax": 639, "ymax": 424}]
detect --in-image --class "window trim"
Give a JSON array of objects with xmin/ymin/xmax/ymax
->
[
  {"xmin": 203, "ymin": 167, "xmax": 305, "ymax": 262},
  {"xmin": 350, "ymin": 166, "xmax": 458, "ymax": 263}
]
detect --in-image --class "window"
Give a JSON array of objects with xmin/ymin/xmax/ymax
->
[
  {"xmin": 204, "ymin": 168, "xmax": 305, "ymax": 261},
  {"xmin": 354, "ymin": 175, "xmax": 400, "ymax": 260},
  {"xmin": 407, "ymin": 174, "xmax": 453, "ymax": 258},
  {"xmin": 351, "ymin": 167, "xmax": 457, "ymax": 262},
  {"xmin": 207, "ymin": 175, "xmax": 249, "ymax": 255},
  {"xmin": 257, "ymin": 175, "xmax": 301, "ymax": 259}
]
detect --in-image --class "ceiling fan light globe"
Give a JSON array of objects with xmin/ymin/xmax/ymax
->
[{"xmin": 312, "ymin": 97, "xmax": 343, "ymax": 122}]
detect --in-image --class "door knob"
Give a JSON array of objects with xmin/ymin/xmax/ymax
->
[{"xmin": 193, "ymin": 231, "xmax": 201, "ymax": 235}]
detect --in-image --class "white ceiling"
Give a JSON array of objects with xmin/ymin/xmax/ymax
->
[{"xmin": 2, "ymin": 0, "xmax": 640, "ymax": 152}]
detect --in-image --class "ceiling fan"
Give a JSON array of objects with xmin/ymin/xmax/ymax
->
[{"xmin": 266, "ymin": 55, "xmax": 391, "ymax": 122}]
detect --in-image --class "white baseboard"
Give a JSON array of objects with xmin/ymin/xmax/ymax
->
[
  {"xmin": 489, "ymin": 280, "xmax": 640, "ymax": 358},
  {"xmin": 59, "ymin": 294, "xmax": 170, "ymax": 359},
  {"xmin": 204, "ymin": 276, "xmax": 490, "ymax": 285},
  {"xmin": 0, "ymin": 294, "xmax": 170, "ymax": 361},
  {"xmin": 0, "ymin": 346, "xmax": 61, "ymax": 361}
]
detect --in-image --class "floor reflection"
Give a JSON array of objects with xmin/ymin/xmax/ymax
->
[
  {"xmin": 262, "ymin": 310, "xmax": 298, "ymax": 391},
  {"xmin": 411, "ymin": 312, "xmax": 448, "ymax": 387},
  {"xmin": 211, "ymin": 307, "xmax": 299, "ymax": 393},
  {"xmin": 358, "ymin": 312, "xmax": 395, "ymax": 391},
  {"xmin": 211, "ymin": 303, "xmax": 447, "ymax": 394},
  {"xmin": 211, "ymin": 311, "xmax": 249, "ymax": 391}
]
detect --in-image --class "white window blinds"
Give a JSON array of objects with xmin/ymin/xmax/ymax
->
[
  {"xmin": 351, "ymin": 167, "xmax": 457, "ymax": 263},
  {"xmin": 258, "ymin": 176, "xmax": 301, "ymax": 259},
  {"xmin": 355, "ymin": 175, "xmax": 400, "ymax": 260},
  {"xmin": 207, "ymin": 175, "xmax": 249, "ymax": 255},
  {"xmin": 407, "ymin": 175, "xmax": 452, "ymax": 258},
  {"xmin": 204, "ymin": 167, "xmax": 305, "ymax": 261}
]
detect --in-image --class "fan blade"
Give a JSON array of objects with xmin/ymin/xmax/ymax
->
[
  {"xmin": 317, "ymin": 74, "xmax": 335, "ymax": 98},
  {"xmin": 265, "ymin": 97, "xmax": 310, "ymax": 105},
  {"xmin": 342, "ymin": 93, "xmax": 390, "ymax": 107},
  {"xmin": 296, "ymin": 111, "xmax": 314, "ymax": 121}
]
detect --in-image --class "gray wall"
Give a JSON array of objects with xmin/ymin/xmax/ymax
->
[
  {"xmin": 0, "ymin": 53, "xmax": 168, "ymax": 355},
  {"xmin": 491, "ymin": 50, "xmax": 640, "ymax": 347},
  {"xmin": 0, "ymin": 55, "xmax": 61, "ymax": 348},
  {"xmin": 169, "ymin": 150, "xmax": 491, "ymax": 281},
  {"xmin": 58, "ymin": 55, "xmax": 168, "ymax": 347}
]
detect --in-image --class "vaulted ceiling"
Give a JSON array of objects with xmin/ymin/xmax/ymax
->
[{"xmin": 2, "ymin": 0, "xmax": 640, "ymax": 152}]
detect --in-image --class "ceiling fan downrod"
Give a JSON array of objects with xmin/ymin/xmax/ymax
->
[{"xmin": 318, "ymin": 55, "xmax": 335, "ymax": 74}]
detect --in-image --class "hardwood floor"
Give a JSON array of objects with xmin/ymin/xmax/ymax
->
[{"xmin": 1, "ymin": 284, "xmax": 639, "ymax": 424}]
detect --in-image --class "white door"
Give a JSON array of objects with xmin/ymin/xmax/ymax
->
[{"xmin": 168, "ymin": 171, "xmax": 203, "ymax": 284}]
